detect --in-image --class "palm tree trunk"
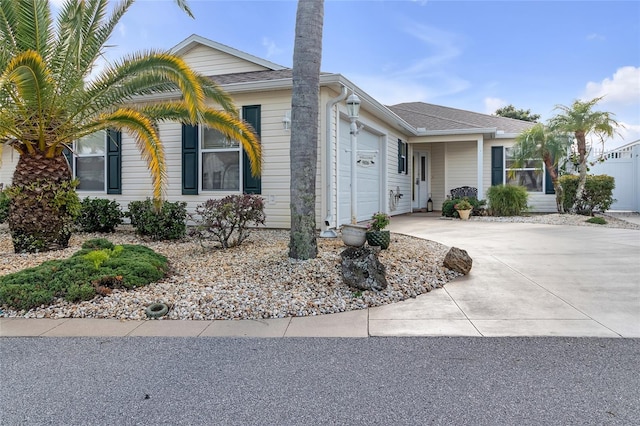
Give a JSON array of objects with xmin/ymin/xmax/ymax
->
[
  {"xmin": 8, "ymin": 152, "xmax": 79, "ymax": 253},
  {"xmin": 289, "ymin": 0, "xmax": 324, "ymax": 260},
  {"xmin": 543, "ymin": 154, "xmax": 564, "ymax": 214},
  {"xmin": 573, "ymin": 131, "xmax": 588, "ymax": 213}
]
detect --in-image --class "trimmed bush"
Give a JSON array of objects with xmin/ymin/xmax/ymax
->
[
  {"xmin": 559, "ymin": 174, "xmax": 615, "ymax": 216},
  {"xmin": 586, "ymin": 217, "xmax": 607, "ymax": 225},
  {"xmin": 442, "ymin": 197, "xmax": 485, "ymax": 218},
  {"xmin": 0, "ymin": 238, "xmax": 168, "ymax": 311},
  {"xmin": 126, "ymin": 198, "xmax": 187, "ymax": 240},
  {"xmin": 191, "ymin": 194, "xmax": 266, "ymax": 249},
  {"xmin": 486, "ymin": 185, "xmax": 529, "ymax": 216},
  {"xmin": 76, "ymin": 197, "xmax": 123, "ymax": 233}
]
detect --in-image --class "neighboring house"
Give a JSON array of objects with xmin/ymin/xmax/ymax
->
[
  {"xmin": 590, "ymin": 140, "xmax": 640, "ymax": 212},
  {"xmin": 1, "ymin": 34, "xmax": 559, "ymax": 234}
]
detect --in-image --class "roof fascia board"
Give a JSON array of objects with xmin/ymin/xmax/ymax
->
[{"xmin": 171, "ymin": 34, "xmax": 287, "ymax": 71}]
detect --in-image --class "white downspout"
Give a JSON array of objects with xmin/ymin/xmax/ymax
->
[{"xmin": 320, "ymin": 84, "xmax": 348, "ymax": 238}]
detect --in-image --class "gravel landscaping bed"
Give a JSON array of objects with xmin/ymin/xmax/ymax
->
[
  {"xmin": 0, "ymin": 226, "xmax": 460, "ymax": 320},
  {"xmin": 1, "ymin": 212, "xmax": 637, "ymax": 320}
]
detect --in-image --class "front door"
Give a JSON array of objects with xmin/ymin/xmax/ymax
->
[{"xmin": 412, "ymin": 152, "xmax": 429, "ymax": 211}]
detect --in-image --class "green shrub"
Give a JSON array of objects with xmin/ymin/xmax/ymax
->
[
  {"xmin": 76, "ymin": 198, "xmax": 123, "ymax": 233},
  {"xmin": 442, "ymin": 197, "xmax": 485, "ymax": 218},
  {"xmin": 126, "ymin": 198, "xmax": 187, "ymax": 240},
  {"xmin": 0, "ymin": 187, "xmax": 9, "ymax": 224},
  {"xmin": 0, "ymin": 239, "xmax": 169, "ymax": 311},
  {"xmin": 559, "ymin": 174, "xmax": 615, "ymax": 216},
  {"xmin": 191, "ymin": 194, "xmax": 266, "ymax": 249},
  {"xmin": 586, "ymin": 217, "xmax": 607, "ymax": 225},
  {"xmin": 486, "ymin": 185, "xmax": 529, "ymax": 216}
]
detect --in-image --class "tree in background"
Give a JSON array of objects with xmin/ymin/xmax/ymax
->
[
  {"xmin": 512, "ymin": 123, "xmax": 572, "ymax": 213},
  {"xmin": 289, "ymin": 0, "xmax": 324, "ymax": 260},
  {"xmin": 0, "ymin": 0, "xmax": 260, "ymax": 252},
  {"xmin": 495, "ymin": 105, "xmax": 541, "ymax": 122},
  {"xmin": 548, "ymin": 97, "xmax": 620, "ymax": 213}
]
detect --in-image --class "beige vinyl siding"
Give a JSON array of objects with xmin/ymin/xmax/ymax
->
[
  {"xmin": 0, "ymin": 149, "xmax": 19, "ymax": 187},
  {"xmin": 429, "ymin": 143, "xmax": 446, "ymax": 210},
  {"xmin": 445, "ymin": 141, "xmax": 477, "ymax": 194},
  {"xmin": 180, "ymin": 44, "xmax": 269, "ymax": 76}
]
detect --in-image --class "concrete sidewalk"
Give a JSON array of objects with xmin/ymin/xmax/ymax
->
[{"xmin": 1, "ymin": 215, "xmax": 639, "ymax": 338}]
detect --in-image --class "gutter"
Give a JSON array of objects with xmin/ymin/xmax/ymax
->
[{"xmin": 320, "ymin": 84, "xmax": 348, "ymax": 238}]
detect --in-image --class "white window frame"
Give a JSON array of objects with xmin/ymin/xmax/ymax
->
[
  {"xmin": 199, "ymin": 127, "xmax": 242, "ymax": 192},
  {"xmin": 504, "ymin": 147, "xmax": 544, "ymax": 193},
  {"xmin": 74, "ymin": 130, "xmax": 107, "ymax": 192}
]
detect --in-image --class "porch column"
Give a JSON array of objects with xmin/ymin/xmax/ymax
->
[{"xmin": 476, "ymin": 136, "xmax": 484, "ymax": 197}]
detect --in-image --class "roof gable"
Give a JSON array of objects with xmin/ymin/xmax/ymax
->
[{"xmin": 171, "ymin": 34, "xmax": 287, "ymax": 71}]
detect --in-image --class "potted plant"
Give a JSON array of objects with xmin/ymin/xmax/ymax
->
[
  {"xmin": 454, "ymin": 199, "xmax": 473, "ymax": 220},
  {"xmin": 366, "ymin": 212, "xmax": 391, "ymax": 249}
]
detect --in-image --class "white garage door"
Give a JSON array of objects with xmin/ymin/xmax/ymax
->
[{"xmin": 338, "ymin": 120, "xmax": 381, "ymax": 225}]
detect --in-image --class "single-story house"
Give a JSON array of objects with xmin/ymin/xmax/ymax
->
[{"xmin": 1, "ymin": 34, "xmax": 558, "ymax": 235}]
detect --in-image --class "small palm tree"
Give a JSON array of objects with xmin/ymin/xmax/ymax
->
[
  {"xmin": 512, "ymin": 123, "xmax": 572, "ymax": 213},
  {"xmin": 0, "ymin": 0, "xmax": 261, "ymax": 252},
  {"xmin": 548, "ymin": 97, "xmax": 620, "ymax": 212}
]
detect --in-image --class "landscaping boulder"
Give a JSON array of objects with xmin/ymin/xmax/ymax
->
[
  {"xmin": 340, "ymin": 246, "xmax": 387, "ymax": 291},
  {"xmin": 443, "ymin": 247, "xmax": 473, "ymax": 275}
]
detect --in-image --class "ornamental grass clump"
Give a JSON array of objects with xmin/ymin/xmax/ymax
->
[
  {"xmin": 486, "ymin": 185, "xmax": 529, "ymax": 216},
  {"xmin": 0, "ymin": 239, "xmax": 168, "ymax": 311}
]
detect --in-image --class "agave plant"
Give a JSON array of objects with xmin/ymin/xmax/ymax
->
[{"xmin": 0, "ymin": 0, "xmax": 261, "ymax": 252}]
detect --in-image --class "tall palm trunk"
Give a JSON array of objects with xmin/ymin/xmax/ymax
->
[
  {"xmin": 573, "ymin": 130, "xmax": 588, "ymax": 212},
  {"xmin": 289, "ymin": 0, "xmax": 324, "ymax": 260},
  {"xmin": 543, "ymin": 153, "xmax": 564, "ymax": 213},
  {"xmin": 8, "ymin": 152, "xmax": 79, "ymax": 253}
]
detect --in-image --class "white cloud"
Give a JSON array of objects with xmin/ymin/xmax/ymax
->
[
  {"xmin": 583, "ymin": 66, "xmax": 640, "ymax": 106},
  {"xmin": 484, "ymin": 97, "xmax": 508, "ymax": 115},
  {"xmin": 262, "ymin": 37, "xmax": 283, "ymax": 59}
]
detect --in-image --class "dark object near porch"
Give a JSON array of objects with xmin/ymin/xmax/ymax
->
[
  {"xmin": 450, "ymin": 186, "xmax": 478, "ymax": 199},
  {"xmin": 443, "ymin": 247, "xmax": 473, "ymax": 275},
  {"xmin": 340, "ymin": 246, "xmax": 388, "ymax": 291}
]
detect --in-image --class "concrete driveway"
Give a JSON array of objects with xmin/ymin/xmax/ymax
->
[{"xmin": 373, "ymin": 214, "xmax": 640, "ymax": 337}]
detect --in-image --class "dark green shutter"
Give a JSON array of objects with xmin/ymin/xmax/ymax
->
[
  {"xmin": 242, "ymin": 105, "xmax": 261, "ymax": 194},
  {"xmin": 491, "ymin": 146, "xmax": 504, "ymax": 186},
  {"xmin": 397, "ymin": 139, "xmax": 404, "ymax": 173},
  {"xmin": 182, "ymin": 124, "xmax": 199, "ymax": 195},
  {"xmin": 106, "ymin": 129, "xmax": 122, "ymax": 194}
]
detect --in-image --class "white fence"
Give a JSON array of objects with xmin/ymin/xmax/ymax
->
[{"xmin": 591, "ymin": 142, "xmax": 640, "ymax": 212}]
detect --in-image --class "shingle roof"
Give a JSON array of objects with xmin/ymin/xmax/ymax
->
[
  {"xmin": 209, "ymin": 69, "xmax": 293, "ymax": 85},
  {"xmin": 388, "ymin": 102, "xmax": 534, "ymax": 134}
]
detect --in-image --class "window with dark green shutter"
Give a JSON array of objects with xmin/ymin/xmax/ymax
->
[
  {"xmin": 182, "ymin": 124, "xmax": 199, "ymax": 195},
  {"xmin": 242, "ymin": 105, "xmax": 261, "ymax": 194},
  {"xmin": 397, "ymin": 139, "xmax": 407, "ymax": 174},
  {"xmin": 106, "ymin": 129, "xmax": 121, "ymax": 194},
  {"xmin": 491, "ymin": 146, "xmax": 504, "ymax": 186}
]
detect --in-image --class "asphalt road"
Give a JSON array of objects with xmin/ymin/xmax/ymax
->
[{"xmin": 1, "ymin": 337, "xmax": 638, "ymax": 425}]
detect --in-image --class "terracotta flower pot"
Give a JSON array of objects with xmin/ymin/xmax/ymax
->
[{"xmin": 457, "ymin": 209, "xmax": 472, "ymax": 220}]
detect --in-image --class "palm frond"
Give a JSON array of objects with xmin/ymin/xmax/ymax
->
[
  {"xmin": 0, "ymin": 0, "xmax": 20, "ymax": 65},
  {"xmin": 198, "ymin": 75, "xmax": 238, "ymax": 117},
  {"xmin": 90, "ymin": 108, "xmax": 167, "ymax": 200},
  {"xmin": 15, "ymin": 0, "xmax": 53, "ymax": 58}
]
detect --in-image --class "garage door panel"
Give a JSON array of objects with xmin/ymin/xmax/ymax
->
[{"xmin": 338, "ymin": 120, "xmax": 381, "ymax": 225}]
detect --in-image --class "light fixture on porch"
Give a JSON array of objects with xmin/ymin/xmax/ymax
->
[
  {"xmin": 282, "ymin": 110, "xmax": 291, "ymax": 131},
  {"xmin": 346, "ymin": 92, "xmax": 361, "ymax": 120}
]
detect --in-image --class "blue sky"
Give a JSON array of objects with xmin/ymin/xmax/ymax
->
[{"xmin": 58, "ymin": 0, "xmax": 640, "ymax": 148}]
